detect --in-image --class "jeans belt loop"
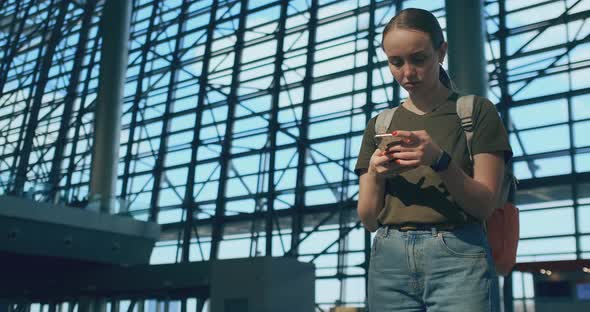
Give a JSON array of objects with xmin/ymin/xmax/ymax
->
[{"xmin": 431, "ymin": 226, "xmax": 438, "ymax": 237}]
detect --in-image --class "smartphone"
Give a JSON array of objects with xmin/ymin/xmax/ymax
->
[
  {"xmin": 373, "ymin": 133, "xmax": 412, "ymax": 175},
  {"xmin": 374, "ymin": 133, "xmax": 402, "ymax": 151}
]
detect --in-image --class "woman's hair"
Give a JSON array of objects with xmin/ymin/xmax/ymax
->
[{"xmin": 382, "ymin": 8, "xmax": 453, "ymax": 89}]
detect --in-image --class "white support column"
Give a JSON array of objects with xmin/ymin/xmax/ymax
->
[{"xmin": 89, "ymin": 0, "xmax": 132, "ymax": 213}]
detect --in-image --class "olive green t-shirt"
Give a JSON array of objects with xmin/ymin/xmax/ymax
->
[{"xmin": 354, "ymin": 94, "xmax": 513, "ymax": 225}]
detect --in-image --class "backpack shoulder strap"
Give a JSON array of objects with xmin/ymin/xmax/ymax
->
[
  {"xmin": 375, "ymin": 106, "xmax": 399, "ymax": 135},
  {"xmin": 456, "ymin": 95, "xmax": 476, "ymax": 161}
]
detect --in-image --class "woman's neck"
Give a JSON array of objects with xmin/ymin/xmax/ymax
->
[{"xmin": 406, "ymin": 84, "xmax": 451, "ymax": 114}]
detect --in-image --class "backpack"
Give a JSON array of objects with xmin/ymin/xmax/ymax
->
[{"xmin": 374, "ymin": 94, "xmax": 519, "ymax": 276}]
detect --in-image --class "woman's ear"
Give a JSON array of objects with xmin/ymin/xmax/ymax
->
[{"xmin": 438, "ymin": 41, "xmax": 448, "ymax": 63}]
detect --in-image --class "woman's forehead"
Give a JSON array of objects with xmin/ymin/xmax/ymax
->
[{"xmin": 382, "ymin": 28, "xmax": 433, "ymax": 56}]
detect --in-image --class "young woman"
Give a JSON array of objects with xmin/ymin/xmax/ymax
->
[{"xmin": 355, "ymin": 8, "xmax": 512, "ymax": 312}]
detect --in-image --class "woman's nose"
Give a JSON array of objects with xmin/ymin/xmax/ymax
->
[{"xmin": 403, "ymin": 64, "xmax": 416, "ymax": 77}]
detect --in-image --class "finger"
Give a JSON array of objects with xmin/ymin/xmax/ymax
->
[
  {"xmin": 373, "ymin": 149, "xmax": 391, "ymax": 158},
  {"xmin": 391, "ymin": 130, "xmax": 414, "ymax": 138},
  {"xmin": 391, "ymin": 151, "xmax": 419, "ymax": 160},
  {"xmin": 375, "ymin": 161, "xmax": 399, "ymax": 173},
  {"xmin": 396, "ymin": 159, "xmax": 420, "ymax": 166},
  {"xmin": 386, "ymin": 145, "xmax": 414, "ymax": 153},
  {"xmin": 383, "ymin": 161, "xmax": 407, "ymax": 171},
  {"xmin": 394, "ymin": 131, "xmax": 420, "ymax": 145},
  {"xmin": 379, "ymin": 148, "xmax": 398, "ymax": 157},
  {"xmin": 374, "ymin": 154, "xmax": 396, "ymax": 166}
]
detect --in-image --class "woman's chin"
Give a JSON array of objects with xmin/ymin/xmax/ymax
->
[
  {"xmin": 403, "ymin": 82, "xmax": 430, "ymax": 95},
  {"xmin": 403, "ymin": 85, "xmax": 419, "ymax": 94}
]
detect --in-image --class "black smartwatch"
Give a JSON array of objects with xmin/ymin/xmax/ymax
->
[{"xmin": 431, "ymin": 150, "xmax": 451, "ymax": 172}]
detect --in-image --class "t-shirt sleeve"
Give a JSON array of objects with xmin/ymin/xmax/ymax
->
[
  {"xmin": 354, "ymin": 116, "xmax": 378, "ymax": 176},
  {"xmin": 471, "ymin": 97, "xmax": 513, "ymax": 162}
]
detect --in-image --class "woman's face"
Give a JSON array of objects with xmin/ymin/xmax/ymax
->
[{"xmin": 382, "ymin": 28, "xmax": 447, "ymax": 95}]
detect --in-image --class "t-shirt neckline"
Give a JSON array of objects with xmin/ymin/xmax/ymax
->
[{"xmin": 399, "ymin": 92, "xmax": 458, "ymax": 117}]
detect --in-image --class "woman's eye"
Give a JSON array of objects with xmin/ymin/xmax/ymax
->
[
  {"xmin": 390, "ymin": 60, "xmax": 403, "ymax": 67},
  {"xmin": 413, "ymin": 58, "xmax": 425, "ymax": 64}
]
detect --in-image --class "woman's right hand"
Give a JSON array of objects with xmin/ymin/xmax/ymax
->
[{"xmin": 368, "ymin": 148, "xmax": 415, "ymax": 178}]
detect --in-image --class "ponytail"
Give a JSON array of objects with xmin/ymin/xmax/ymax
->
[{"xmin": 439, "ymin": 64, "xmax": 454, "ymax": 90}]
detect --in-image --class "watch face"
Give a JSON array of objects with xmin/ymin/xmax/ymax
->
[
  {"xmin": 440, "ymin": 151, "xmax": 451, "ymax": 170},
  {"xmin": 433, "ymin": 151, "xmax": 451, "ymax": 172}
]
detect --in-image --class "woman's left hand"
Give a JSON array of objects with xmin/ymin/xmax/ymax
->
[{"xmin": 386, "ymin": 130, "xmax": 442, "ymax": 167}]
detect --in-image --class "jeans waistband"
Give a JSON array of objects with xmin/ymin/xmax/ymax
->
[
  {"xmin": 389, "ymin": 223, "xmax": 457, "ymax": 231},
  {"xmin": 381, "ymin": 222, "xmax": 482, "ymax": 237}
]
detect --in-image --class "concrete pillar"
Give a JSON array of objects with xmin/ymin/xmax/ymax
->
[
  {"xmin": 445, "ymin": 0, "xmax": 488, "ymax": 96},
  {"xmin": 89, "ymin": 0, "xmax": 132, "ymax": 213}
]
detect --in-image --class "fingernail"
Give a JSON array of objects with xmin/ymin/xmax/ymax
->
[
  {"xmin": 392, "ymin": 131, "xmax": 398, "ymax": 136},
  {"xmin": 395, "ymin": 159, "xmax": 401, "ymax": 164},
  {"xmin": 405, "ymin": 139, "xmax": 411, "ymax": 143}
]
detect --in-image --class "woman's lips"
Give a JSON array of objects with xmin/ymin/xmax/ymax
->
[{"xmin": 404, "ymin": 81, "xmax": 420, "ymax": 89}]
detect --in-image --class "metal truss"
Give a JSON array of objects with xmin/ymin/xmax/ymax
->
[
  {"xmin": 0, "ymin": 0, "xmax": 100, "ymax": 203},
  {"xmin": 1, "ymin": 0, "xmax": 590, "ymax": 310},
  {"xmin": 4, "ymin": 298, "xmax": 208, "ymax": 312},
  {"xmin": 484, "ymin": 0, "xmax": 590, "ymax": 309},
  {"xmin": 485, "ymin": 0, "xmax": 590, "ymax": 258}
]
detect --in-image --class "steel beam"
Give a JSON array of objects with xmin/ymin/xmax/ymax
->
[
  {"xmin": 291, "ymin": 0, "xmax": 319, "ymax": 257},
  {"xmin": 181, "ymin": 0, "xmax": 219, "ymax": 262},
  {"xmin": 0, "ymin": 1, "xmax": 33, "ymax": 97},
  {"xmin": 13, "ymin": 0, "xmax": 68, "ymax": 195},
  {"xmin": 48, "ymin": 0, "xmax": 97, "ymax": 203},
  {"xmin": 210, "ymin": 0, "xmax": 249, "ymax": 260},
  {"xmin": 119, "ymin": 0, "xmax": 160, "ymax": 202},
  {"xmin": 148, "ymin": 0, "xmax": 190, "ymax": 223},
  {"xmin": 265, "ymin": 0, "xmax": 289, "ymax": 257},
  {"xmin": 64, "ymin": 22, "xmax": 103, "ymax": 204}
]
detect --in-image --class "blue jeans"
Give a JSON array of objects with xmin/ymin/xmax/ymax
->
[{"xmin": 368, "ymin": 223, "xmax": 499, "ymax": 312}]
